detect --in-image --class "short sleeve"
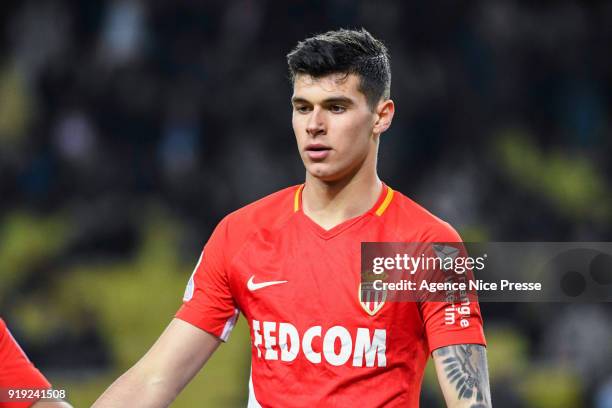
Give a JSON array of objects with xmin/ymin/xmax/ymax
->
[
  {"xmin": 175, "ymin": 218, "xmax": 239, "ymax": 342},
  {"xmin": 0, "ymin": 320, "xmax": 52, "ymax": 408},
  {"xmin": 418, "ymin": 222, "xmax": 487, "ymax": 354},
  {"xmin": 420, "ymin": 300, "xmax": 486, "ymax": 354}
]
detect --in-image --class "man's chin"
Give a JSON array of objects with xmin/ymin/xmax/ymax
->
[{"xmin": 306, "ymin": 165, "xmax": 344, "ymax": 183}]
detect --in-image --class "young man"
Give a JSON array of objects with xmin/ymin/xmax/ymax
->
[
  {"xmin": 0, "ymin": 319, "xmax": 72, "ymax": 408},
  {"xmin": 93, "ymin": 29, "xmax": 490, "ymax": 407}
]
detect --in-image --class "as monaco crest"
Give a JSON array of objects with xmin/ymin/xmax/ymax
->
[{"xmin": 359, "ymin": 283, "xmax": 387, "ymax": 316}]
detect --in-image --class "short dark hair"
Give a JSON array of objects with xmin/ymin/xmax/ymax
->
[{"xmin": 287, "ymin": 28, "xmax": 391, "ymax": 110}]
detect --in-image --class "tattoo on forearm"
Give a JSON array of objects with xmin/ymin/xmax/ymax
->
[{"xmin": 433, "ymin": 344, "xmax": 491, "ymax": 407}]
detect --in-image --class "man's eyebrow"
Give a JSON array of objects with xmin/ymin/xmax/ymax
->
[
  {"xmin": 291, "ymin": 97, "xmax": 310, "ymax": 105},
  {"xmin": 291, "ymin": 96, "xmax": 355, "ymax": 105},
  {"xmin": 322, "ymin": 97, "xmax": 354, "ymax": 105}
]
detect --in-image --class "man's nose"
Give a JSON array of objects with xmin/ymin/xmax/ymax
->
[{"xmin": 306, "ymin": 107, "xmax": 325, "ymax": 136}]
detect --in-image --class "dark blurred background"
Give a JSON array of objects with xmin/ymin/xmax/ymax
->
[{"xmin": 0, "ymin": 1, "xmax": 611, "ymax": 406}]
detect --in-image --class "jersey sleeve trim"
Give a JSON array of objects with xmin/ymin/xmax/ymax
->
[
  {"xmin": 220, "ymin": 308, "xmax": 240, "ymax": 341},
  {"xmin": 175, "ymin": 305, "xmax": 240, "ymax": 342}
]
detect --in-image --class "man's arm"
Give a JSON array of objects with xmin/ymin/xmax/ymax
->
[
  {"xmin": 33, "ymin": 401, "xmax": 73, "ymax": 408},
  {"xmin": 432, "ymin": 344, "xmax": 492, "ymax": 408},
  {"xmin": 92, "ymin": 318, "xmax": 221, "ymax": 408}
]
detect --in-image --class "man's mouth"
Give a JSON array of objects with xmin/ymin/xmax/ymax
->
[{"xmin": 305, "ymin": 144, "xmax": 331, "ymax": 160}]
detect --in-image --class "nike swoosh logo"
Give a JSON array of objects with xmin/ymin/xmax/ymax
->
[{"xmin": 247, "ymin": 275, "xmax": 288, "ymax": 291}]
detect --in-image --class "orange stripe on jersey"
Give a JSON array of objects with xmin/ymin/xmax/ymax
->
[
  {"xmin": 375, "ymin": 186, "xmax": 394, "ymax": 216},
  {"xmin": 294, "ymin": 184, "xmax": 304, "ymax": 212}
]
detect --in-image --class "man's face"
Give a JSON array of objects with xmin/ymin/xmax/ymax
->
[{"xmin": 291, "ymin": 73, "xmax": 380, "ymax": 182}]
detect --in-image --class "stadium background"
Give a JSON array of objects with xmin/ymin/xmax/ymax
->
[{"xmin": 1, "ymin": 1, "xmax": 611, "ymax": 406}]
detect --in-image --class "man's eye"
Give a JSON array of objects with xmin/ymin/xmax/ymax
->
[
  {"xmin": 294, "ymin": 106, "xmax": 311, "ymax": 113},
  {"xmin": 330, "ymin": 105, "xmax": 346, "ymax": 113}
]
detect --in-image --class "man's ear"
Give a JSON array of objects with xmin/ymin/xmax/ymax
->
[{"xmin": 373, "ymin": 99, "xmax": 395, "ymax": 135}]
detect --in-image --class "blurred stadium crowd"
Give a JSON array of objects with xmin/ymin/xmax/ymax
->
[{"xmin": 0, "ymin": 1, "xmax": 611, "ymax": 407}]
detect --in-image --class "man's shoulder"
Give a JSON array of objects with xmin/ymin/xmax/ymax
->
[
  {"xmin": 205, "ymin": 186, "xmax": 299, "ymax": 256},
  {"xmin": 223, "ymin": 184, "xmax": 300, "ymax": 231},
  {"xmin": 388, "ymin": 188, "xmax": 462, "ymax": 242}
]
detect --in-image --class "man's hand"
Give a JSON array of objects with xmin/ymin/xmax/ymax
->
[
  {"xmin": 432, "ymin": 344, "xmax": 491, "ymax": 408},
  {"xmin": 92, "ymin": 318, "xmax": 221, "ymax": 408}
]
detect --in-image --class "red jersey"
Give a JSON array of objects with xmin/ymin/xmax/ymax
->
[
  {"xmin": 176, "ymin": 184, "xmax": 486, "ymax": 407},
  {"xmin": 0, "ymin": 319, "xmax": 51, "ymax": 408}
]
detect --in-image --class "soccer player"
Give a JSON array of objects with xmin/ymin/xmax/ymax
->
[
  {"xmin": 93, "ymin": 29, "xmax": 490, "ymax": 407},
  {"xmin": 0, "ymin": 319, "xmax": 72, "ymax": 408}
]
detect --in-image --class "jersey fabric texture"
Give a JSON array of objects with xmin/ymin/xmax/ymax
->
[
  {"xmin": 176, "ymin": 184, "xmax": 486, "ymax": 407},
  {"xmin": 0, "ymin": 319, "xmax": 51, "ymax": 408}
]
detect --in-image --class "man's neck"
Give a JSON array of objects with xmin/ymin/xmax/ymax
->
[{"xmin": 302, "ymin": 170, "xmax": 383, "ymax": 231}]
